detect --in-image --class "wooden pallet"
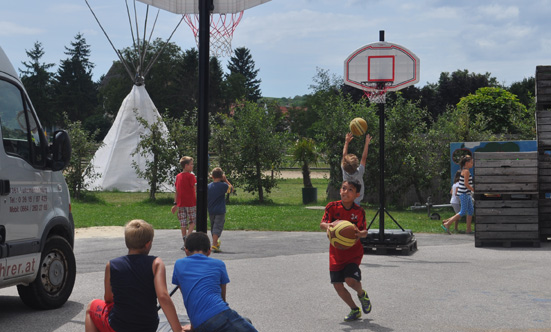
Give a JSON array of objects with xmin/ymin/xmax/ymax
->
[
  {"xmin": 538, "ymin": 199, "xmax": 551, "ymax": 240},
  {"xmin": 474, "ymin": 152, "xmax": 538, "ymax": 194},
  {"xmin": 474, "ymin": 152, "xmax": 539, "ymax": 247},
  {"xmin": 536, "ymin": 144, "xmax": 551, "ymax": 240},
  {"xmin": 536, "ymin": 66, "xmax": 551, "ymax": 111},
  {"xmin": 475, "ymin": 238, "xmax": 541, "ymax": 248},
  {"xmin": 536, "ymin": 111, "xmax": 551, "ymax": 147}
]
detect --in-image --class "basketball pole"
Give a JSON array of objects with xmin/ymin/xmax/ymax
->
[
  {"xmin": 369, "ymin": 30, "xmax": 407, "ymax": 242},
  {"xmin": 196, "ymin": 0, "xmax": 214, "ymax": 234}
]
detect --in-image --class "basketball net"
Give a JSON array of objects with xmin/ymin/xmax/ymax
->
[
  {"xmin": 362, "ymin": 81, "xmax": 392, "ymax": 104},
  {"xmin": 183, "ymin": 12, "xmax": 243, "ymax": 57}
]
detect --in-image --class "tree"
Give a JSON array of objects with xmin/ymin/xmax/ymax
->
[
  {"xmin": 222, "ymin": 72, "xmax": 247, "ymax": 105},
  {"xmin": 227, "ymin": 47, "xmax": 262, "ymax": 101},
  {"xmin": 53, "ymin": 33, "xmax": 98, "ymax": 126},
  {"xmin": 435, "ymin": 69, "xmax": 498, "ymax": 115},
  {"xmin": 216, "ymin": 101, "xmax": 287, "ymax": 202},
  {"xmin": 19, "ymin": 42, "xmax": 57, "ymax": 127},
  {"xmin": 456, "ymin": 87, "xmax": 534, "ymax": 138},
  {"xmin": 132, "ymin": 114, "xmax": 177, "ymax": 201},
  {"xmin": 65, "ymin": 117, "xmax": 102, "ymax": 200},
  {"xmin": 384, "ymin": 96, "xmax": 434, "ymax": 204},
  {"xmin": 508, "ymin": 77, "xmax": 535, "ymax": 110},
  {"xmin": 290, "ymin": 138, "xmax": 318, "ymax": 188}
]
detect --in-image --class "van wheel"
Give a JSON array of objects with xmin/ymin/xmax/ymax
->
[{"xmin": 17, "ymin": 235, "xmax": 76, "ymax": 309}]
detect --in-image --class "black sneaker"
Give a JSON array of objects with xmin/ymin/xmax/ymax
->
[
  {"xmin": 344, "ymin": 308, "xmax": 361, "ymax": 322},
  {"xmin": 358, "ymin": 290, "xmax": 372, "ymax": 314}
]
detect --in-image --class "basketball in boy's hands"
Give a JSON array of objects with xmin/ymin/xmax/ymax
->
[
  {"xmin": 349, "ymin": 118, "xmax": 367, "ymax": 136},
  {"xmin": 327, "ymin": 220, "xmax": 358, "ymax": 249}
]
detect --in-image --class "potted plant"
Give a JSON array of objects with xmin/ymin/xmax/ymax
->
[{"xmin": 291, "ymin": 137, "xmax": 319, "ymax": 204}]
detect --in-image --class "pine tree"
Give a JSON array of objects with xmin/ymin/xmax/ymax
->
[
  {"xmin": 227, "ymin": 47, "xmax": 262, "ymax": 102},
  {"xmin": 52, "ymin": 33, "xmax": 98, "ymax": 124},
  {"xmin": 19, "ymin": 42, "xmax": 56, "ymax": 127}
]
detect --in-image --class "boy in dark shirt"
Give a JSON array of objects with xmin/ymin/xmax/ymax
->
[{"xmin": 85, "ymin": 219, "xmax": 184, "ymax": 332}]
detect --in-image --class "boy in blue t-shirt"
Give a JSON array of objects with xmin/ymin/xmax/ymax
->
[
  {"xmin": 207, "ymin": 167, "xmax": 232, "ymax": 252},
  {"xmin": 172, "ymin": 232, "xmax": 257, "ymax": 332}
]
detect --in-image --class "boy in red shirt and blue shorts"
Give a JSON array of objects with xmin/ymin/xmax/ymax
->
[{"xmin": 320, "ymin": 180, "xmax": 371, "ymax": 322}]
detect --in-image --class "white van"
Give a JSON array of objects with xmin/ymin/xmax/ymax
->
[{"xmin": 0, "ymin": 46, "xmax": 74, "ymax": 309}]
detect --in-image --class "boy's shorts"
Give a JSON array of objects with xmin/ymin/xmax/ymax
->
[
  {"xmin": 209, "ymin": 213, "xmax": 226, "ymax": 237},
  {"xmin": 330, "ymin": 263, "xmax": 362, "ymax": 283},
  {"xmin": 177, "ymin": 206, "xmax": 196, "ymax": 227},
  {"xmin": 89, "ymin": 299, "xmax": 116, "ymax": 332}
]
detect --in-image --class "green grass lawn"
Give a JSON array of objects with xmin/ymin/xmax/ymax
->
[{"xmin": 72, "ymin": 178, "xmax": 461, "ymax": 233}]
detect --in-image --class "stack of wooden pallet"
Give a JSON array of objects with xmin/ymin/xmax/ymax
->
[
  {"xmin": 536, "ymin": 111, "xmax": 551, "ymax": 240},
  {"xmin": 536, "ymin": 66, "xmax": 551, "ymax": 240},
  {"xmin": 474, "ymin": 151, "xmax": 539, "ymax": 247}
]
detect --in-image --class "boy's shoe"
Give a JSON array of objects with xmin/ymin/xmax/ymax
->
[
  {"xmin": 358, "ymin": 290, "xmax": 372, "ymax": 314},
  {"xmin": 211, "ymin": 239, "xmax": 222, "ymax": 252},
  {"xmin": 344, "ymin": 308, "xmax": 361, "ymax": 322}
]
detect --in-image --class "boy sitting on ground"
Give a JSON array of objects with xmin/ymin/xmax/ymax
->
[{"xmin": 85, "ymin": 219, "xmax": 184, "ymax": 332}]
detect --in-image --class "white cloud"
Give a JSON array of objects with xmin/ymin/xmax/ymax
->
[
  {"xmin": 0, "ymin": 21, "xmax": 43, "ymax": 36},
  {"xmin": 477, "ymin": 4, "xmax": 519, "ymax": 21}
]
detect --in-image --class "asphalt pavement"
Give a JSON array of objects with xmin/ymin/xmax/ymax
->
[{"xmin": 1, "ymin": 230, "xmax": 551, "ymax": 332}]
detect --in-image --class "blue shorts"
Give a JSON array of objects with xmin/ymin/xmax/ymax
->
[
  {"xmin": 194, "ymin": 309, "xmax": 257, "ymax": 332},
  {"xmin": 459, "ymin": 194, "xmax": 474, "ymax": 216}
]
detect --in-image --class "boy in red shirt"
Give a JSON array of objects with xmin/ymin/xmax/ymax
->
[
  {"xmin": 172, "ymin": 156, "xmax": 196, "ymax": 250},
  {"xmin": 320, "ymin": 180, "xmax": 371, "ymax": 322}
]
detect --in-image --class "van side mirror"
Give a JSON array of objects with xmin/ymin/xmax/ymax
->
[{"xmin": 51, "ymin": 130, "xmax": 71, "ymax": 171}]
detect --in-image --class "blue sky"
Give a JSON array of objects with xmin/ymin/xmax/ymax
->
[{"xmin": 2, "ymin": 0, "xmax": 551, "ymax": 98}]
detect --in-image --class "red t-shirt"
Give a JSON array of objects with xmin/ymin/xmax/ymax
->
[
  {"xmin": 175, "ymin": 172, "xmax": 196, "ymax": 207},
  {"xmin": 321, "ymin": 201, "xmax": 366, "ymax": 271}
]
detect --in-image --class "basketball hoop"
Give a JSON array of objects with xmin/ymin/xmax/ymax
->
[
  {"xmin": 361, "ymin": 81, "xmax": 392, "ymax": 104},
  {"xmin": 183, "ymin": 11, "xmax": 243, "ymax": 57}
]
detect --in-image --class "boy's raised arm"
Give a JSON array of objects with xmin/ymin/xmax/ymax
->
[
  {"xmin": 360, "ymin": 134, "xmax": 372, "ymax": 166},
  {"xmin": 342, "ymin": 133, "xmax": 354, "ymax": 162},
  {"xmin": 153, "ymin": 258, "xmax": 185, "ymax": 332},
  {"xmin": 223, "ymin": 174, "xmax": 232, "ymax": 188}
]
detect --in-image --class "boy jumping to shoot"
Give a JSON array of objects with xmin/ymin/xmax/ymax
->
[
  {"xmin": 320, "ymin": 180, "xmax": 371, "ymax": 321},
  {"xmin": 342, "ymin": 133, "xmax": 371, "ymax": 206}
]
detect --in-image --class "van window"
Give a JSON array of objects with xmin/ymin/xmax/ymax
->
[{"xmin": 0, "ymin": 79, "xmax": 45, "ymax": 167}]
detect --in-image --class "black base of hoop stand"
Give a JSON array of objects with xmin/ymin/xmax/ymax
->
[{"xmin": 362, "ymin": 80, "xmax": 417, "ymax": 256}]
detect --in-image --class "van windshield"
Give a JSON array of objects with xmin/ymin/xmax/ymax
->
[{"xmin": 0, "ymin": 79, "xmax": 45, "ymax": 166}]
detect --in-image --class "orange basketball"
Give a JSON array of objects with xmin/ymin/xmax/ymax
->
[
  {"xmin": 327, "ymin": 220, "xmax": 358, "ymax": 250},
  {"xmin": 349, "ymin": 118, "xmax": 367, "ymax": 136}
]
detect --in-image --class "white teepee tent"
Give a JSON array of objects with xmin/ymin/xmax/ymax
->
[
  {"xmin": 85, "ymin": 85, "xmax": 171, "ymax": 192},
  {"xmin": 84, "ymin": 0, "xmax": 183, "ymax": 192}
]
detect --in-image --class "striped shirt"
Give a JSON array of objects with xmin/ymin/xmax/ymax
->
[{"xmin": 457, "ymin": 171, "xmax": 473, "ymax": 195}]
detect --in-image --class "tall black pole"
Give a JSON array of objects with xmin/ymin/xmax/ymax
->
[
  {"xmin": 378, "ymin": 30, "xmax": 385, "ymax": 242},
  {"xmin": 196, "ymin": 0, "xmax": 212, "ymax": 233}
]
